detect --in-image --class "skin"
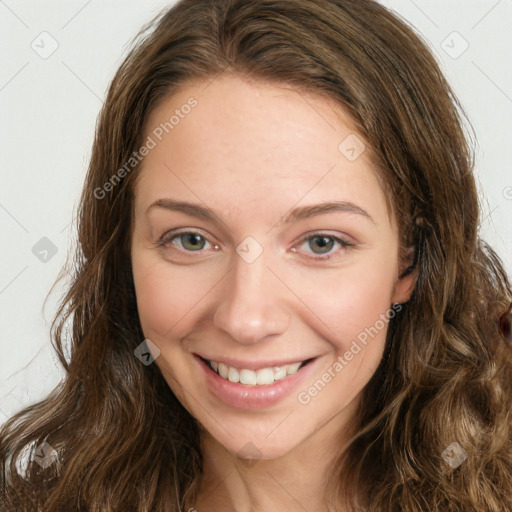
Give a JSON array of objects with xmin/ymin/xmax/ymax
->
[{"xmin": 130, "ymin": 73, "xmax": 416, "ymax": 511}]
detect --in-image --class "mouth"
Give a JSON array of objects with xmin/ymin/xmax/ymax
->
[{"xmin": 198, "ymin": 356, "xmax": 315, "ymax": 386}]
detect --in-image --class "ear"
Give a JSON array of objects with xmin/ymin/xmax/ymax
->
[{"xmin": 391, "ymin": 245, "xmax": 418, "ymax": 304}]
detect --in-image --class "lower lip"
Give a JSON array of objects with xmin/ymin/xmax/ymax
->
[{"xmin": 195, "ymin": 355, "xmax": 318, "ymax": 410}]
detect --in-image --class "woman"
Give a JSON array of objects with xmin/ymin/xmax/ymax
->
[{"xmin": 1, "ymin": 0, "xmax": 511, "ymax": 510}]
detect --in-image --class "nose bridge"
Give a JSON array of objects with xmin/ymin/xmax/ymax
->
[{"xmin": 213, "ymin": 249, "xmax": 290, "ymax": 343}]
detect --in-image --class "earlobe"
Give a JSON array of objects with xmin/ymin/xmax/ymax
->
[
  {"xmin": 392, "ymin": 271, "xmax": 417, "ymax": 305},
  {"xmin": 392, "ymin": 245, "xmax": 418, "ymax": 304}
]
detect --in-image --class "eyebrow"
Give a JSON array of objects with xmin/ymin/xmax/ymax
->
[
  {"xmin": 147, "ymin": 198, "xmax": 374, "ymax": 225},
  {"xmin": 278, "ymin": 200, "xmax": 375, "ymax": 226},
  {"xmin": 147, "ymin": 199, "xmax": 221, "ymax": 222}
]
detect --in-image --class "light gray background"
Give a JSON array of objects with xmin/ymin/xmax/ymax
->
[{"xmin": 1, "ymin": 0, "xmax": 511, "ymax": 426}]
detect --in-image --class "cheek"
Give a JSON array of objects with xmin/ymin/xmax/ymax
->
[
  {"xmin": 131, "ymin": 256, "xmax": 215, "ymax": 338},
  {"xmin": 296, "ymin": 263, "xmax": 396, "ymax": 411},
  {"xmin": 299, "ymin": 257, "xmax": 397, "ymax": 343}
]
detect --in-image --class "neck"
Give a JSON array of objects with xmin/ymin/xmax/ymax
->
[{"xmin": 193, "ymin": 406, "xmax": 359, "ymax": 512}]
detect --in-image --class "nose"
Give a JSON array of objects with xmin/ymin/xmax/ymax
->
[{"xmin": 212, "ymin": 251, "xmax": 291, "ymax": 344}]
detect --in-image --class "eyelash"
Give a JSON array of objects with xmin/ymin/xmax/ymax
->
[
  {"xmin": 294, "ymin": 231, "xmax": 354, "ymax": 260},
  {"xmin": 155, "ymin": 229, "xmax": 354, "ymax": 261}
]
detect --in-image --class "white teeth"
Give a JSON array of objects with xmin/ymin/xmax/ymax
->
[
  {"xmin": 218, "ymin": 362, "xmax": 228, "ymax": 379},
  {"xmin": 228, "ymin": 366, "xmax": 239, "ymax": 383},
  {"xmin": 207, "ymin": 359, "xmax": 307, "ymax": 386},
  {"xmin": 256, "ymin": 368, "xmax": 275, "ymax": 385},
  {"xmin": 273, "ymin": 367, "xmax": 287, "ymax": 381},
  {"xmin": 286, "ymin": 362, "xmax": 301, "ymax": 375},
  {"xmin": 240, "ymin": 369, "xmax": 257, "ymax": 385}
]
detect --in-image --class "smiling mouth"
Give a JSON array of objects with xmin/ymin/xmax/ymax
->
[{"xmin": 199, "ymin": 357, "xmax": 315, "ymax": 386}]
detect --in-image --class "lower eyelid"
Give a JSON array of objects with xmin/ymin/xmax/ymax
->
[{"xmin": 296, "ymin": 237, "xmax": 354, "ymax": 260}]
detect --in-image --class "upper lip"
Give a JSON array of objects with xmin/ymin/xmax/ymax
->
[{"xmin": 195, "ymin": 354, "xmax": 316, "ymax": 370}]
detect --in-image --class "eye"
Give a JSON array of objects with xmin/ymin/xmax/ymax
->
[
  {"xmin": 294, "ymin": 232, "xmax": 353, "ymax": 259},
  {"xmin": 157, "ymin": 230, "xmax": 216, "ymax": 252},
  {"xmin": 306, "ymin": 235, "xmax": 336, "ymax": 254}
]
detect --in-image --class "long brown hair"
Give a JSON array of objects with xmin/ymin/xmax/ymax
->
[{"xmin": 2, "ymin": 0, "xmax": 511, "ymax": 510}]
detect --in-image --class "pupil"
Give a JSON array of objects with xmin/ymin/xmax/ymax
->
[
  {"xmin": 182, "ymin": 234, "xmax": 205, "ymax": 250},
  {"xmin": 310, "ymin": 236, "xmax": 333, "ymax": 253}
]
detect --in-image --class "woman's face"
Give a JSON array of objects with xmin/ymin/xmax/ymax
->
[{"xmin": 131, "ymin": 73, "xmax": 415, "ymax": 460}]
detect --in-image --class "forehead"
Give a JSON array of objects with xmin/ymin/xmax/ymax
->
[{"xmin": 134, "ymin": 73, "xmax": 391, "ymax": 229}]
